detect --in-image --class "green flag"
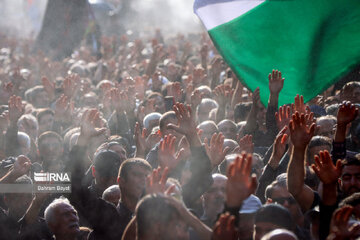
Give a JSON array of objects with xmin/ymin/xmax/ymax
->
[{"xmin": 194, "ymin": 0, "xmax": 360, "ymax": 106}]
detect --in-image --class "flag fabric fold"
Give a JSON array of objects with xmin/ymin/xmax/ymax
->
[{"xmin": 194, "ymin": 0, "xmax": 360, "ymax": 106}]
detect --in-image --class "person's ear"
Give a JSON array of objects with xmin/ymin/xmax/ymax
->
[{"xmin": 266, "ymin": 198, "xmax": 273, "ymax": 204}]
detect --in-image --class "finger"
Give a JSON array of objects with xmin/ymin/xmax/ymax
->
[
  {"xmin": 160, "ymin": 167, "xmax": 169, "ymax": 185},
  {"xmin": 244, "ymin": 154, "xmax": 253, "ymax": 175},
  {"xmin": 314, "ymin": 155, "xmax": 322, "ymax": 168},
  {"xmin": 281, "ymin": 134, "xmax": 288, "ymax": 144},
  {"xmin": 165, "ymin": 184, "xmax": 176, "ymax": 196},
  {"xmin": 311, "ymin": 164, "xmax": 320, "ymax": 177}
]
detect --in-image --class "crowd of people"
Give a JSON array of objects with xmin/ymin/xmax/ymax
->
[{"xmin": 0, "ymin": 9, "xmax": 360, "ymax": 240}]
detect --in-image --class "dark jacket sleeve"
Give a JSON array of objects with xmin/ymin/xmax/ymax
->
[
  {"xmin": 67, "ymin": 145, "xmax": 124, "ymax": 240},
  {"xmin": 265, "ymin": 105, "xmax": 278, "ymax": 143},
  {"xmin": 319, "ymin": 201, "xmax": 338, "ymax": 240},
  {"xmin": 331, "ymin": 141, "xmax": 346, "ymax": 164},
  {"xmin": 256, "ymin": 164, "xmax": 278, "ymax": 203},
  {"xmin": 5, "ymin": 123, "xmax": 19, "ymax": 157},
  {"xmin": 182, "ymin": 145, "xmax": 213, "ymax": 208}
]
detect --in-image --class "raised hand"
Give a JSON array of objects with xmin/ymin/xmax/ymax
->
[
  {"xmin": 328, "ymin": 206, "xmax": 360, "ymax": 240},
  {"xmin": 268, "ymin": 69, "xmax": 284, "ymax": 95},
  {"xmin": 270, "ymin": 126, "xmax": 289, "ymax": 168},
  {"xmin": 275, "ymin": 105, "xmax": 291, "ymax": 131},
  {"xmin": 252, "ymin": 87, "xmax": 261, "ymax": 109},
  {"xmin": 12, "ymin": 155, "xmax": 31, "ymax": 178},
  {"xmin": 146, "ymin": 167, "xmax": 174, "ymax": 195},
  {"xmin": 212, "ymin": 213, "xmax": 238, "ymax": 240},
  {"xmin": 78, "ymin": 109, "xmax": 107, "ymax": 144},
  {"xmin": 63, "ymin": 74, "xmax": 80, "ymax": 98},
  {"xmin": 166, "ymin": 82, "xmax": 183, "ymax": 103},
  {"xmin": 190, "ymin": 89, "xmax": 203, "ymax": 111},
  {"xmin": 311, "ymin": 150, "xmax": 342, "ymax": 185},
  {"xmin": 289, "ymin": 112, "xmax": 316, "ymax": 150},
  {"xmin": 110, "ymin": 88, "xmax": 135, "ymax": 114},
  {"xmin": 193, "ymin": 66, "xmax": 207, "ymax": 87},
  {"xmin": 204, "ymin": 133, "xmax": 231, "ymax": 168},
  {"xmin": 167, "ymin": 103, "xmax": 197, "ymax": 137},
  {"xmin": 158, "ymin": 135, "xmax": 185, "ymax": 172},
  {"xmin": 8, "ymin": 95, "xmax": 24, "ymax": 123},
  {"xmin": 291, "ymin": 95, "xmax": 307, "ymax": 115},
  {"xmin": 41, "ymin": 76, "xmax": 55, "ymax": 101},
  {"xmin": 134, "ymin": 122, "xmax": 148, "ymax": 158},
  {"xmin": 237, "ymin": 134, "xmax": 254, "ymax": 154},
  {"xmin": 226, "ymin": 153, "xmax": 257, "ymax": 207},
  {"xmin": 200, "ymin": 44, "xmax": 208, "ymax": 60},
  {"xmin": 54, "ymin": 94, "xmax": 70, "ymax": 120},
  {"xmin": 213, "ymin": 84, "xmax": 234, "ymax": 107},
  {"xmin": 337, "ymin": 101, "xmax": 358, "ymax": 127}
]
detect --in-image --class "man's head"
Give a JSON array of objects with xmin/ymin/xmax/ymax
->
[
  {"xmin": 197, "ymin": 98, "xmax": 218, "ymax": 124},
  {"xmin": 254, "ymin": 204, "xmax": 295, "ymax": 240},
  {"xmin": 340, "ymin": 81, "xmax": 360, "ymax": 104},
  {"xmin": 38, "ymin": 131, "xmax": 64, "ymax": 171},
  {"xmin": 148, "ymin": 92, "xmax": 165, "ymax": 113},
  {"xmin": 93, "ymin": 150, "xmax": 122, "ymax": 193},
  {"xmin": 315, "ymin": 115, "xmax": 336, "ymax": 138},
  {"xmin": 265, "ymin": 176, "xmax": 302, "ymax": 223},
  {"xmin": 238, "ymin": 195, "xmax": 263, "ymax": 240},
  {"xmin": 202, "ymin": 174, "xmax": 227, "ymax": 220},
  {"xmin": 118, "ymin": 158, "xmax": 152, "ymax": 201},
  {"xmin": 17, "ymin": 131, "xmax": 31, "ymax": 156},
  {"xmin": 339, "ymin": 154, "xmax": 360, "ymax": 197},
  {"xmin": 143, "ymin": 112, "xmax": 162, "ymax": 133},
  {"xmin": 102, "ymin": 185, "xmax": 121, "ymax": 206},
  {"xmin": 306, "ymin": 136, "xmax": 332, "ymax": 165},
  {"xmin": 36, "ymin": 108, "xmax": 55, "ymax": 134},
  {"xmin": 234, "ymin": 102, "xmax": 252, "ymax": 123},
  {"xmin": 159, "ymin": 111, "xmax": 181, "ymax": 139},
  {"xmin": 44, "ymin": 197, "xmax": 80, "ymax": 239},
  {"xmin": 197, "ymin": 120, "xmax": 218, "ymax": 142},
  {"xmin": 261, "ymin": 229, "xmax": 298, "ymax": 240},
  {"xmin": 96, "ymin": 141, "xmax": 127, "ymax": 163},
  {"xmin": 18, "ymin": 114, "xmax": 39, "ymax": 140},
  {"xmin": 136, "ymin": 194, "xmax": 188, "ymax": 240},
  {"xmin": 25, "ymin": 85, "xmax": 50, "ymax": 108},
  {"xmin": 218, "ymin": 119, "xmax": 237, "ymax": 140}
]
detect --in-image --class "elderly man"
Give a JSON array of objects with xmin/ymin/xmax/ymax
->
[{"xmin": 44, "ymin": 197, "xmax": 80, "ymax": 240}]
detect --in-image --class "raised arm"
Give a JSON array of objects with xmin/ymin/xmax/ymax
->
[
  {"xmin": 287, "ymin": 111, "xmax": 316, "ymax": 212},
  {"xmin": 5, "ymin": 95, "xmax": 24, "ymax": 157}
]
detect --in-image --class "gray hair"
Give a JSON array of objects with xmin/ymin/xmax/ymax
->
[
  {"xmin": 17, "ymin": 131, "xmax": 31, "ymax": 149},
  {"xmin": 143, "ymin": 112, "xmax": 162, "ymax": 129},
  {"xmin": 44, "ymin": 197, "xmax": 74, "ymax": 226},
  {"xmin": 102, "ymin": 185, "xmax": 120, "ymax": 200},
  {"xmin": 18, "ymin": 114, "xmax": 39, "ymax": 130}
]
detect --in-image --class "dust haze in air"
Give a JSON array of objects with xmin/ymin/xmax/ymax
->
[{"xmin": 0, "ymin": 0, "xmax": 203, "ymax": 38}]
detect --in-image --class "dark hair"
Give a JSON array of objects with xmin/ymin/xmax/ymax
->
[
  {"xmin": 234, "ymin": 102, "xmax": 252, "ymax": 122},
  {"xmin": 118, "ymin": 158, "xmax": 151, "ymax": 180},
  {"xmin": 38, "ymin": 131, "xmax": 63, "ymax": 146},
  {"xmin": 265, "ymin": 177, "xmax": 287, "ymax": 200},
  {"xmin": 342, "ymin": 153, "xmax": 360, "ymax": 167},
  {"xmin": 94, "ymin": 150, "xmax": 122, "ymax": 178},
  {"xmin": 306, "ymin": 136, "xmax": 332, "ymax": 164},
  {"xmin": 108, "ymin": 135, "xmax": 131, "ymax": 155},
  {"xmin": 339, "ymin": 192, "xmax": 360, "ymax": 207},
  {"xmin": 255, "ymin": 204, "xmax": 294, "ymax": 231},
  {"xmin": 36, "ymin": 108, "xmax": 55, "ymax": 122},
  {"xmin": 136, "ymin": 194, "xmax": 179, "ymax": 238},
  {"xmin": 159, "ymin": 111, "xmax": 176, "ymax": 133}
]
